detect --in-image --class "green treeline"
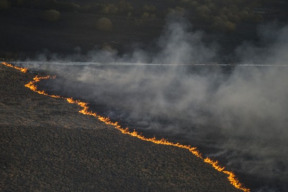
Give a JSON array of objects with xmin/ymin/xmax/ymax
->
[
  {"xmin": 0, "ymin": 0, "xmax": 287, "ymax": 59},
  {"xmin": 1, "ymin": 0, "xmax": 287, "ymax": 32}
]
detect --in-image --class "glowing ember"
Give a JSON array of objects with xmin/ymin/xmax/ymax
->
[{"xmin": 1, "ymin": 62, "xmax": 250, "ymax": 192}]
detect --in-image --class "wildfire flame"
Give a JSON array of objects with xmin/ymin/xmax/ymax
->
[
  {"xmin": 1, "ymin": 62, "xmax": 28, "ymax": 73},
  {"xmin": 24, "ymin": 75, "xmax": 61, "ymax": 99},
  {"xmin": 1, "ymin": 62, "xmax": 250, "ymax": 192}
]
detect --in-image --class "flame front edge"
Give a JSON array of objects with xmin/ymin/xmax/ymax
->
[{"xmin": 1, "ymin": 62, "xmax": 250, "ymax": 192}]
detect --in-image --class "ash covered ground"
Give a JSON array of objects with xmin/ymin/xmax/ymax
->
[{"xmin": 34, "ymin": 63, "xmax": 288, "ymax": 192}]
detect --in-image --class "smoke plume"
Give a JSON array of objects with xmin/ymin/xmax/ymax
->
[{"xmin": 20, "ymin": 20, "xmax": 288, "ymax": 192}]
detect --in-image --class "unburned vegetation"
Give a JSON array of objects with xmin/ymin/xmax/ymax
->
[
  {"xmin": 0, "ymin": 0, "xmax": 287, "ymax": 59},
  {"xmin": 0, "ymin": 64, "xmax": 244, "ymax": 191}
]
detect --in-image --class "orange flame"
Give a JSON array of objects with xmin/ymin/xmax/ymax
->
[
  {"xmin": 24, "ymin": 75, "xmax": 61, "ymax": 98},
  {"xmin": 1, "ymin": 62, "xmax": 250, "ymax": 192},
  {"xmin": 1, "ymin": 62, "xmax": 28, "ymax": 73}
]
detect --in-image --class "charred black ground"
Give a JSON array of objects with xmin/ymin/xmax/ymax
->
[{"xmin": 36, "ymin": 64, "xmax": 288, "ymax": 192}]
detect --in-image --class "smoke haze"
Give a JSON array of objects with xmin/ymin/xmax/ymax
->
[{"xmin": 19, "ymin": 20, "xmax": 288, "ymax": 192}]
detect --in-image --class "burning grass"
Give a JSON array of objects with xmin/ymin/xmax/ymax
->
[{"xmin": 0, "ymin": 62, "xmax": 248, "ymax": 192}]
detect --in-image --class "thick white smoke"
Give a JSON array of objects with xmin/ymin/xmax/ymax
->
[{"xmin": 20, "ymin": 20, "xmax": 288, "ymax": 192}]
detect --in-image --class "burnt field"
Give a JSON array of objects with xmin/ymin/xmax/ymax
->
[{"xmin": 34, "ymin": 63, "xmax": 288, "ymax": 192}]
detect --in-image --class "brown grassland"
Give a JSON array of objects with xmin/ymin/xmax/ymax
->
[{"xmin": 0, "ymin": 64, "xmax": 241, "ymax": 191}]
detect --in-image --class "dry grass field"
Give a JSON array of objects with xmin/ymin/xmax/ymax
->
[{"xmin": 0, "ymin": 64, "xmax": 241, "ymax": 191}]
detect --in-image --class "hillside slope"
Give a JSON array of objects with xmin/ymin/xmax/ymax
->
[{"xmin": 0, "ymin": 64, "xmax": 243, "ymax": 191}]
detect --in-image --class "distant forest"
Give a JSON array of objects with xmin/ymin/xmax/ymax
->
[{"xmin": 0, "ymin": 0, "xmax": 287, "ymax": 59}]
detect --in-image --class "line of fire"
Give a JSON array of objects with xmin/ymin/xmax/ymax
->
[{"xmin": 1, "ymin": 61, "xmax": 250, "ymax": 192}]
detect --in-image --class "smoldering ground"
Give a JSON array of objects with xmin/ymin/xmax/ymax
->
[{"xmin": 18, "ymin": 21, "xmax": 288, "ymax": 192}]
